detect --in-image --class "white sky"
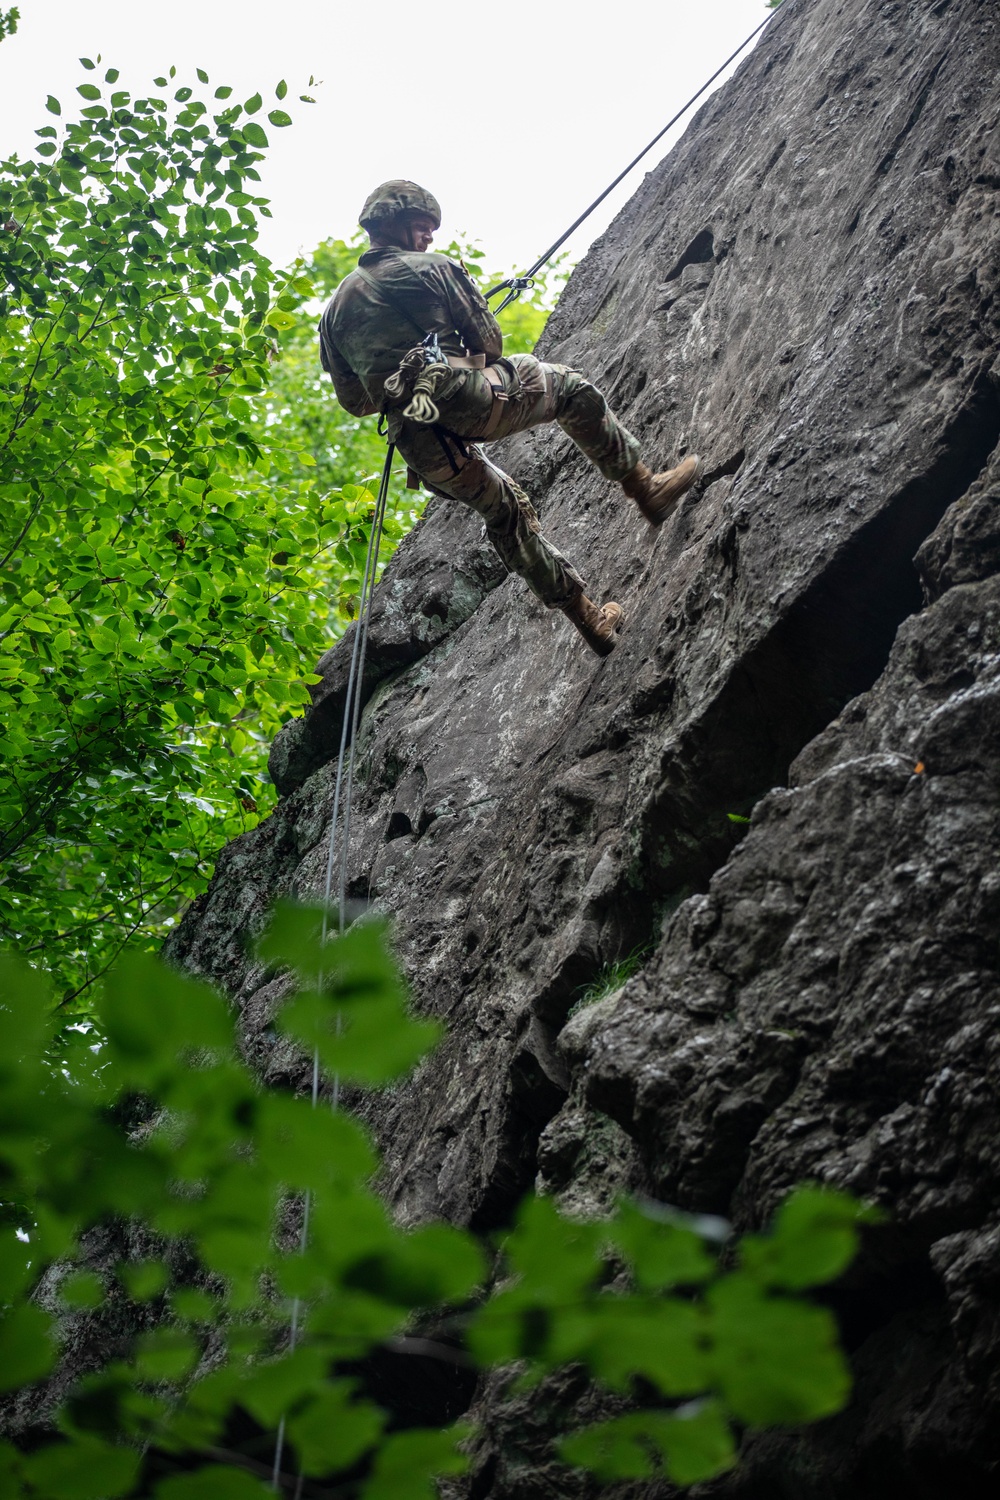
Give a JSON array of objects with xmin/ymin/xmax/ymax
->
[{"xmin": 1, "ymin": 0, "xmax": 772, "ymax": 275}]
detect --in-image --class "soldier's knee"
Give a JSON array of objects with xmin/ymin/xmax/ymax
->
[{"xmin": 561, "ymin": 378, "xmax": 607, "ymax": 429}]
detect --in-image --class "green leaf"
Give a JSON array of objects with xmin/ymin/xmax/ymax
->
[
  {"xmin": 506, "ymin": 1195, "xmax": 603, "ymax": 1298},
  {"xmin": 241, "ymin": 122, "xmax": 268, "ymax": 149},
  {"xmin": 264, "ymin": 307, "xmax": 296, "ymax": 330},
  {"xmin": 362, "ymin": 1425, "xmax": 470, "ymax": 1499},
  {"xmin": 265, "ymin": 907, "xmax": 443, "ymax": 1084},
  {"xmin": 133, "ymin": 1329, "xmax": 199, "ymax": 1382},
  {"xmin": 80, "ymin": 57, "xmax": 96, "ymax": 69},
  {"xmin": 612, "ymin": 1200, "xmax": 716, "ymax": 1289},
  {"xmin": 560, "ymin": 1403, "xmax": 736, "ymax": 1486},
  {"xmin": 244, "ymin": 92, "xmax": 262, "ymax": 115},
  {"xmin": 268, "ymin": 110, "xmax": 292, "ymax": 128},
  {"xmin": 657, "ymin": 1402, "xmax": 738, "ymax": 1486},
  {"xmin": 256, "ymin": 898, "xmax": 328, "ymax": 979},
  {"xmin": 0, "ymin": 1305, "xmax": 56, "ymax": 1391},
  {"xmin": 155, "ymin": 1468, "xmax": 272, "ymax": 1500},
  {"xmin": 77, "ymin": 84, "xmax": 102, "ymax": 100},
  {"xmin": 46, "ymin": 95, "xmax": 62, "ymax": 115},
  {"xmin": 197, "ymin": 68, "xmax": 209, "ymax": 83},
  {"xmin": 23, "ymin": 1439, "xmax": 140, "ymax": 1499},
  {"xmin": 560, "ymin": 1411, "xmax": 656, "ymax": 1480},
  {"xmin": 303, "ymin": 1286, "xmax": 402, "ymax": 1351},
  {"xmin": 256, "ymin": 1093, "xmax": 378, "ymax": 1191},
  {"xmin": 740, "ymin": 1184, "xmax": 881, "ymax": 1290},
  {"xmin": 708, "ymin": 1276, "xmax": 851, "ymax": 1424},
  {"xmin": 569, "ymin": 1296, "xmax": 709, "ymax": 1393},
  {"xmin": 345, "ymin": 1223, "xmax": 486, "ymax": 1309},
  {"xmin": 237, "ymin": 1345, "xmax": 329, "ymax": 1427},
  {"xmin": 99, "ymin": 950, "xmax": 233, "ymax": 1074},
  {"xmin": 286, "ymin": 1383, "xmax": 383, "ymax": 1476},
  {"xmin": 60, "ymin": 1271, "xmax": 104, "ymax": 1309},
  {"xmin": 278, "ymin": 985, "xmax": 442, "ymax": 1086},
  {"xmin": 0, "ymin": 952, "xmax": 55, "ymax": 1065},
  {"xmin": 121, "ymin": 1260, "xmax": 170, "ymax": 1301},
  {"xmin": 105, "ymin": 68, "xmax": 120, "ymax": 83},
  {"xmin": 172, "ymin": 1288, "xmax": 218, "ymax": 1321}
]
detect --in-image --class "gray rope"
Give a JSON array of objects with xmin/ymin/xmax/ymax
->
[
  {"xmin": 323, "ymin": 441, "xmax": 395, "ymax": 927},
  {"xmin": 271, "ymin": 443, "xmax": 396, "ymax": 1493},
  {"xmin": 487, "ymin": 6, "xmax": 781, "ymax": 315}
]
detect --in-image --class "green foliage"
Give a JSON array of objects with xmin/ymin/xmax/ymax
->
[
  {"xmin": 0, "ymin": 72, "xmax": 567, "ymax": 1012},
  {"xmin": 0, "ymin": 64, "xmax": 324, "ymax": 1008},
  {"xmin": 0, "ymin": 902, "xmax": 878, "ymax": 1495},
  {"xmin": 0, "ymin": 7, "xmax": 18, "ymax": 43}
]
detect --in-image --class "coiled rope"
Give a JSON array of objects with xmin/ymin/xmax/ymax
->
[{"xmin": 271, "ymin": 7, "xmax": 786, "ymax": 1485}]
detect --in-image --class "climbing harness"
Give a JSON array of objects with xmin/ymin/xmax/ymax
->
[
  {"xmin": 486, "ymin": 6, "xmax": 779, "ymax": 315},
  {"xmin": 271, "ymin": 9, "xmax": 785, "ymax": 1487}
]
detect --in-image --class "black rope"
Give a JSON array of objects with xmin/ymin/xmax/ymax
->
[{"xmin": 487, "ymin": 7, "xmax": 779, "ymax": 314}]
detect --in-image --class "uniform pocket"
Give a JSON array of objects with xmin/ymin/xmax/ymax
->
[{"xmin": 434, "ymin": 369, "xmax": 495, "ymax": 437}]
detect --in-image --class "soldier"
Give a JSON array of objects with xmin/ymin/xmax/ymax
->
[{"xmin": 319, "ymin": 180, "xmax": 701, "ymax": 656}]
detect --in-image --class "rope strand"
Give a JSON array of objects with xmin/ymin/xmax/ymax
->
[
  {"xmin": 271, "ymin": 445, "xmax": 396, "ymax": 1492},
  {"xmin": 487, "ymin": 7, "xmax": 780, "ymax": 314}
]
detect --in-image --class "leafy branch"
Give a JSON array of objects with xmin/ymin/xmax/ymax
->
[{"xmin": 0, "ymin": 901, "xmax": 879, "ymax": 1497}]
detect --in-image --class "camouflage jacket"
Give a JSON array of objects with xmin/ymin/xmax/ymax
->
[{"xmin": 318, "ymin": 247, "xmax": 503, "ymax": 416}]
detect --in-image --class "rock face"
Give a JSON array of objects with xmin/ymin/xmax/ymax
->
[{"xmin": 169, "ymin": 0, "xmax": 1000, "ymax": 1492}]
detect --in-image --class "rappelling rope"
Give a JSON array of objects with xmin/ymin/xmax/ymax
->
[
  {"xmin": 271, "ymin": 443, "xmax": 396, "ymax": 1494},
  {"xmin": 487, "ymin": 5, "xmax": 780, "ymax": 315},
  {"xmin": 321, "ymin": 442, "xmax": 396, "ymax": 934}
]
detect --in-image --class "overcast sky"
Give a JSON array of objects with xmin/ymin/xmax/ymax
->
[{"xmin": 1, "ymin": 0, "xmax": 773, "ymax": 275}]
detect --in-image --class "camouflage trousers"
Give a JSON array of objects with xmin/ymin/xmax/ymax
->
[{"xmin": 392, "ymin": 353, "xmax": 642, "ymax": 609}]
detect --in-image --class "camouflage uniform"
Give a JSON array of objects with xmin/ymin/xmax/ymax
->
[{"xmin": 319, "ymin": 246, "xmax": 642, "ymax": 608}]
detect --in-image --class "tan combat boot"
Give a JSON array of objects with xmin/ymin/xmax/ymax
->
[
  {"xmin": 621, "ymin": 454, "xmax": 703, "ymax": 526},
  {"xmin": 562, "ymin": 589, "xmax": 624, "ymax": 657}
]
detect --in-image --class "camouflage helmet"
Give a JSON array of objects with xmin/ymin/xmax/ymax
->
[{"xmin": 359, "ymin": 180, "xmax": 441, "ymax": 234}]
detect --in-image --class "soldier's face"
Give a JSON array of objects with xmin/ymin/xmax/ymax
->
[{"xmin": 404, "ymin": 214, "xmax": 437, "ymax": 252}]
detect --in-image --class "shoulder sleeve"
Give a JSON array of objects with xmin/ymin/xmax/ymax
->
[
  {"xmin": 318, "ymin": 314, "xmax": 377, "ymax": 418},
  {"xmin": 440, "ymin": 260, "xmax": 503, "ymax": 362}
]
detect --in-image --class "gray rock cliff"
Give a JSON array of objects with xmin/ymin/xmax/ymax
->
[{"xmin": 169, "ymin": 0, "xmax": 1000, "ymax": 1491}]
